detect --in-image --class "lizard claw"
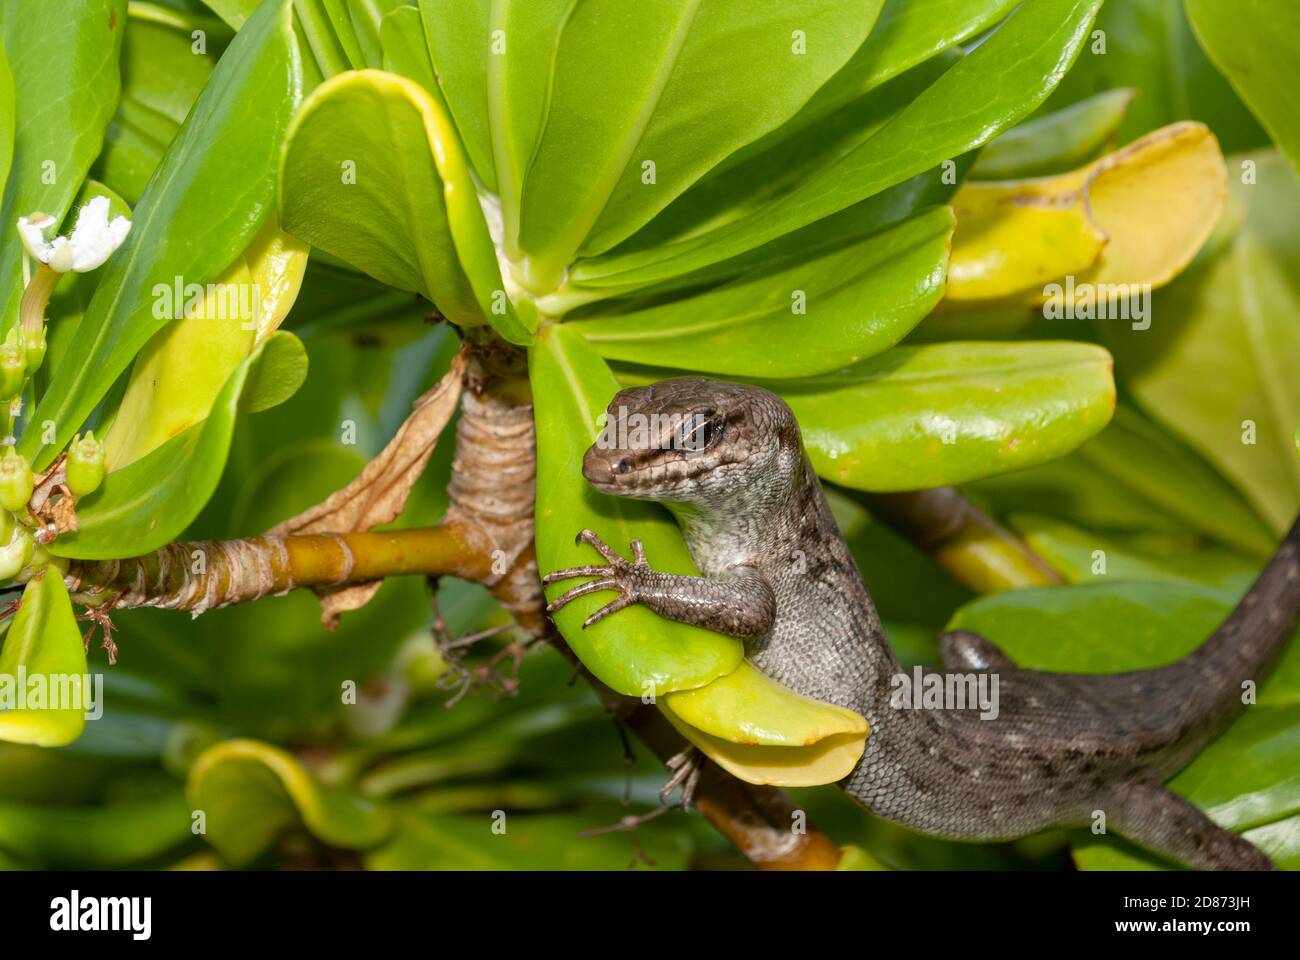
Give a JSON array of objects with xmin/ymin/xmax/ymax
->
[{"xmin": 544, "ymin": 529, "xmax": 651, "ymax": 627}]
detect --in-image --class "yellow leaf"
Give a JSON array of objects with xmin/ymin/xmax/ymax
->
[
  {"xmin": 104, "ymin": 217, "xmax": 308, "ymax": 470},
  {"xmin": 944, "ymin": 122, "xmax": 1226, "ymax": 308},
  {"xmin": 661, "ymin": 659, "xmax": 866, "ymax": 746},
  {"xmin": 660, "ymin": 703, "xmax": 867, "ymax": 787},
  {"xmin": 658, "ymin": 660, "xmax": 868, "ymax": 787}
]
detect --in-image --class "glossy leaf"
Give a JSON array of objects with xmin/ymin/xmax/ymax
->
[
  {"xmin": 201, "ymin": 0, "xmax": 262, "ymax": 29},
  {"xmin": 0, "ymin": 574, "xmax": 89, "ymax": 748},
  {"xmin": 573, "ymin": 50, "xmax": 960, "ymax": 295},
  {"xmin": 103, "ymin": 217, "xmax": 307, "ymax": 470},
  {"xmin": 572, "ymin": 0, "xmax": 1101, "ymax": 290},
  {"xmin": 572, "ymin": 207, "xmax": 953, "ymax": 377},
  {"xmin": 188, "ymin": 738, "xmax": 391, "ymax": 865},
  {"xmin": 486, "ymin": 0, "xmax": 573, "ymax": 260},
  {"xmin": 0, "ymin": 0, "xmax": 126, "ymax": 332},
  {"xmin": 946, "ymin": 123, "xmax": 1226, "ymax": 308},
  {"xmin": 0, "ymin": 45, "xmax": 13, "ymax": 196},
  {"xmin": 22, "ymin": 0, "xmax": 301, "ymax": 472},
  {"xmin": 278, "ymin": 69, "xmax": 531, "ymax": 344},
  {"xmin": 972, "ymin": 88, "xmax": 1133, "ymax": 180},
  {"xmin": 419, "ymin": 0, "xmax": 496, "ymax": 192},
  {"xmin": 379, "ymin": 2, "xmax": 438, "ymax": 92},
  {"xmin": 755, "ymin": 0, "xmax": 1018, "ymax": 152},
  {"xmin": 662, "ymin": 660, "xmax": 866, "ymax": 747},
  {"xmin": 513, "ymin": 0, "xmax": 881, "ymax": 288},
  {"xmin": 1106, "ymin": 151, "xmax": 1300, "ymax": 535},
  {"xmin": 1050, "ymin": 0, "xmax": 1268, "ymax": 154},
  {"xmin": 1187, "ymin": 0, "xmax": 1300, "ymax": 176},
  {"xmin": 531, "ymin": 323, "xmax": 743, "ymax": 697},
  {"xmin": 50, "ymin": 332, "xmax": 308, "ymax": 560},
  {"xmin": 660, "ymin": 704, "xmax": 866, "ymax": 788},
  {"xmin": 619, "ymin": 341, "xmax": 1115, "ymax": 491},
  {"xmin": 93, "ymin": 7, "xmax": 219, "ymax": 204}
]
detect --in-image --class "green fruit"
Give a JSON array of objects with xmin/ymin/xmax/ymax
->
[
  {"xmin": 0, "ymin": 447, "xmax": 34, "ymax": 512},
  {"xmin": 0, "ymin": 524, "xmax": 33, "ymax": 581},
  {"xmin": 67, "ymin": 431, "xmax": 106, "ymax": 497}
]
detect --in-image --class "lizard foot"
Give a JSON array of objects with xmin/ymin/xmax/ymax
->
[
  {"xmin": 544, "ymin": 529, "xmax": 653, "ymax": 628},
  {"xmin": 659, "ymin": 745, "xmax": 704, "ymax": 812}
]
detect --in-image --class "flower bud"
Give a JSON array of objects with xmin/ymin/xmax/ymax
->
[
  {"xmin": 24, "ymin": 323, "xmax": 47, "ymax": 374},
  {"xmin": 0, "ymin": 447, "xmax": 33, "ymax": 513},
  {"xmin": 0, "ymin": 328, "xmax": 26, "ymax": 401},
  {"xmin": 0, "ymin": 524, "xmax": 33, "ymax": 581},
  {"xmin": 67, "ymin": 431, "xmax": 105, "ymax": 497}
]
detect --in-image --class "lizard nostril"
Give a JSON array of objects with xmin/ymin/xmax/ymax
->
[{"xmin": 615, "ymin": 458, "xmax": 632, "ymax": 475}]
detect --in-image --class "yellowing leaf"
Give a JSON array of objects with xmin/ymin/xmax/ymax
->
[
  {"xmin": 0, "ymin": 573, "xmax": 90, "ymax": 748},
  {"xmin": 187, "ymin": 738, "xmax": 391, "ymax": 865},
  {"xmin": 661, "ymin": 659, "xmax": 866, "ymax": 747},
  {"xmin": 660, "ymin": 704, "xmax": 866, "ymax": 788},
  {"xmin": 945, "ymin": 122, "xmax": 1226, "ymax": 308},
  {"xmin": 104, "ymin": 217, "xmax": 308, "ymax": 470}
]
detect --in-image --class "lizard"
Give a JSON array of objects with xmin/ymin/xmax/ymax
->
[{"xmin": 544, "ymin": 378, "xmax": 1300, "ymax": 870}]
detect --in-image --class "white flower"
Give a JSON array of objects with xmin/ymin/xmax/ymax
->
[{"xmin": 17, "ymin": 196, "xmax": 131, "ymax": 273}]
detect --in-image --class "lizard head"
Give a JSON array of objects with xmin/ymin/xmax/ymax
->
[{"xmin": 582, "ymin": 378, "xmax": 801, "ymax": 503}]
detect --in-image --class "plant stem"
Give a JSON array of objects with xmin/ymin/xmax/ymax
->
[
  {"xmin": 854, "ymin": 486, "xmax": 1063, "ymax": 592},
  {"xmin": 64, "ymin": 522, "xmax": 493, "ymax": 612}
]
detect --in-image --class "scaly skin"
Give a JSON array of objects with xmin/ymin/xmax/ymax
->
[{"xmin": 546, "ymin": 379, "xmax": 1300, "ymax": 870}]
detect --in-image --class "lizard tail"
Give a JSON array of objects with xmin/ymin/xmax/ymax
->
[{"xmin": 1171, "ymin": 512, "xmax": 1300, "ymax": 749}]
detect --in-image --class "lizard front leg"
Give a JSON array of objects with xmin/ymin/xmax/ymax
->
[{"xmin": 544, "ymin": 529, "xmax": 777, "ymax": 639}]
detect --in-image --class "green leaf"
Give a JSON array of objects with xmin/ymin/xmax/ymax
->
[
  {"xmin": 569, "ymin": 51, "xmax": 958, "ymax": 300},
  {"xmin": 1009, "ymin": 513, "xmax": 1260, "ymax": 597},
  {"xmin": 971, "ymin": 88, "xmax": 1134, "ymax": 180},
  {"xmin": 572, "ymin": 0, "xmax": 1101, "ymax": 290},
  {"xmin": 200, "ymin": 0, "xmax": 262, "ymax": 29},
  {"xmin": 0, "ymin": 787, "xmax": 190, "ymax": 867},
  {"xmin": 514, "ymin": 0, "xmax": 883, "ymax": 284},
  {"xmin": 0, "ymin": 0, "xmax": 127, "ymax": 332},
  {"xmin": 0, "ymin": 45, "xmax": 13, "ymax": 197},
  {"xmin": 1049, "ymin": 0, "xmax": 1268, "ymax": 155},
  {"xmin": 1106, "ymin": 151, "xmax": 1300, "ymax": 535},
  {"xmin": 93, "ymin": 6, "xmax": 219, "ymax": 204},
  {"xmin": 0, "ymin": 573, "xmax": 90, "ymax": 748},
  {"xmin": 278, "ymin": 68, "xmax": 532, "ymax": 344},
  {"xmin": 49, "ymin": 331, "xmax": 306, "ymax": 559},
  {"xmin": 736, "ymin": 0, "xmax": 1018, "ymax": 160},
  {"xmin": 367, "ymin": 808, "xmax": 692, "ymax": 870},
  {"xmin": 21, "ymin": 0, "xmax": 301, "ymax": 471},
  {"xmin": 486, "ymin": 0, "xmax": 573, "ymax": 260},
  {"xmin": 614, "ymin": 340, "xmax": 1114, "ymax": 492},
  {"xmin": 571, "ymin": 206, "xmax": 953, "ymax": 378},
  {"xmin": 1186, "ymin": 0, "xmax": 1300, "ymax": 177},
  {"xmin": 418, "ymin": 0, "xmax": 496, "ymax": 192},
  {"xmin": 1070, "ymin": 405, "xmax": 1276, "ymax": 557},
  {"xmin": 531, "ymin": 323, "xmax": 743, "ymax": 697},
  {"xmin": 188, "ymin": 738, "xmax": 392, "ymax": 865},
  {"xmin": 379, "ymin": 2, "xmax": 438, "ymax": 92}
]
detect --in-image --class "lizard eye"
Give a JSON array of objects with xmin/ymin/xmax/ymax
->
[{"xmin": 696, "ymin": 414, "xmax": 724, "ymax": 450}]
